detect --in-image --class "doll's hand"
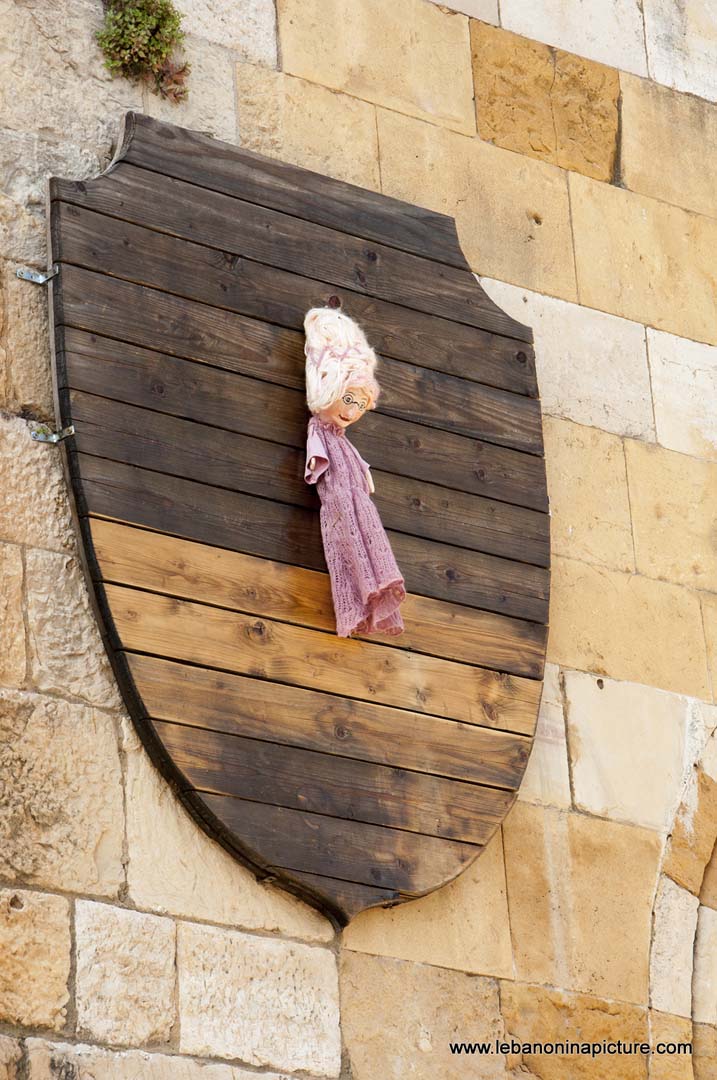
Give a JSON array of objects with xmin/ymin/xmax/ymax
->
[
  {"xmin": 367, "ymin": 468, "xmax": 375, "ymax": 494},
  {"xmin": 309, "ymin": 456, "xmax": 316, "ymax": 471}
]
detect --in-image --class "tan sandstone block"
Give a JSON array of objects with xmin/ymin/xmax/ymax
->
[
  {"xmin": 503, "ymin": 801, "xmax": 661, "ymax": 1002},
  {"xmin": 626, "ymin": 440, "xmax": 717, "ymax": 592},
  {"xmin": 0, "ymin": 416, "xmax": 74, "ymax": 552},
  {"xmin": 472, "ymin": 23, "xmax": 618, "ymax": 181},
  {"xmin": 665, "ymin": 768, "xmax": 717, "ymax": 895},
  {"xmin": 377, "ymin": 107, "xmax": 576, "ymax": 299},
  {"xmin": 694, "ymin": 906, "xmax": 717, "ymax": 1026},
  {"xmin": 0, "ymin": 888, "xmax": 70, "ymax": 1030},
  {"xmin": 277, "ymin": 0, "xmax": 475, "ymax": 135},
  {"xmin": 650, "ymin": 876, "xmax": 699, "ymax": 1018},
  {"xmin": 0, "ymin": 543, "xmax": 25, "ymax": 687},
  {"xmin": 702, "ymin": 594, "xmax": 717, "ymax": 705},
  {"xmin": 0, "ymin": 1037, "xmax": 21, "ymax": 1080},
  {"xmin": 342, "ymin": 827, "xmax": 512, "ymax": 977},
  {"xmin": 236, "ymin": 62, "xmax": 380, "ymax": 189},
  {"xmin": 501, "ymin": 982, "xmax": 648, "ymax": 1079},
  {"xmin": 543, "ymin": 417, "xmax": 634, "ymax": 571},
  {"xmin": 648, "ymin": 1011, "xmax": 693, "ymax": 1080},
  {"xmin": 547, "ymin": 557, "xmax": 710, "ymax": 698},
  {"xmin": 694, "ymin": 1023, "xmax": 717, "ymax": 1080},
  {"xmin": 140, "ymin": 37, "xmax": 237, "ymax": 143},
  {"xmin": 0, "ymin": 689, "xmax": 123, "ymax": 896},
  {"xmin": 1, "ymin": 261, "xmax": 53, "ymax": 420},
  {"xmin": 570, "ymin": 171, "xmax": 717, "ymax": 346},
  {"xmin": 340, "ymin": 951, "xmax": 507, "ymax": 1079}
]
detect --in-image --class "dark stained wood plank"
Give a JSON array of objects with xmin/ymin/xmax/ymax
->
[
  {"xmin": 125, "ymin": 653, "xmax": 534, "ymax": 786},
  {"xmin": 95, "ymin": 519, "xmax": 546, "ymax": 678},
  {"xmin": 269, "ymin": 869, "xmax": 399, "ymax": 919},
  {"xmin": 60, "ymin": 328, "xmax": 548, "ymax": 510},
  {"xmin": 51, "ymin": 198, "xmax": 537, "ymax": 396},
  {"xmin": 155, "ymin": 720, "xmax": 514, "ymax": 843},
  {"xmin": 110, "ymin": 585, "xmax": 542, "ymax": 732},
  {"xmin": 201, "ymin": 792, "xmax": 480, "ymax": 894},
  {"xmin": 75, "ymin": 455, "xmax": 550, "ymax": 621}
]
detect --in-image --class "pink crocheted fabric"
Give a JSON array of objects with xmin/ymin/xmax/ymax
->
[{"xmin": 304, "ymin": 415, "xmax": 406, "ymax": 637}]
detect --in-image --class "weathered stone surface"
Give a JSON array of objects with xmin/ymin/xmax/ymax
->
[
  {"xmin": 236, "ymin": 62, "xmax": 380, "ymax": 189},
  {"xmin": 543, "ymin": 417, "xmax": 634, "ymax": 572},
  {"xmin": 75, "ymin": 901, "xmax": 176, "ymax": 1047},
  {"xmin": 547, "ymin": 556, "xmax": 710, "ymax": 699},
  {"xmin": 647, "ymin": 327, "xmax": 717, "ymax": 462},
  {"xmin": 122, "ymin": 718, "xmax": 332, "ymax": 942},
  {"xmin": 626, "ymin": 440, "xmax": 717, "ymax": 592},
  {"xmin": 643, "ymin": 0, "xmax": 717, "ymax": 103},
  {"xmin": 503, "ymin": 801, "xmax": 661, "ymax": 1002},
  {"xmin": 0, "ymin": 1037, "xmax": 21, "ymax": 1080},
  {"xmin": 0, "ymin": 688, "xmax": 123, "ymax": 895},
  {"xmin": 500, "ymin": 0, "xmax": 648, "ymax": 76},
  {"xmin": 694, "ymin": 1022, "xmax": 717, "ymax": 1080},
  {"xmin": 519, "ymin": 693, "xmax": 571, "ymax": 809},
  {"xmin": 175, "ymin": 0, "xmax": 277, "ymax": 64},
  {"xmin": 0, "ymin": 888, "xmax": 70, "ymax": 1030},
  {"xmin": 665, "ymin": 768, "xmax": 717, "ymax": 895},
  {"xmin": 0, "ymin": 416, "xmax": 74, "ymax": 552},
  {"xmin": 478, "ymin": 277, "xmax": 653, "ymax": 438},
  {"xmin": 648, "ymin": 1010, "xmax": 693, "ymax": 1080},
  {"xmin": 25, "ymin": 548, "xmax": 122, "ymax": 708},
  {"xmin": 278, "ymin": 0, "xmax": 475, "ymax": 135},
  {"xmin": 471, "ymin": 23, "xmax": 618, "ymax": 181},
  {"xmin": 702, "ymin": 595, "xmax": 717, "ymax": 707},
  {"xmin": 1, "ymin": 260, "xmax": 53, "ymax": 420},
  {"xmin": 700, "ymin": 838, "xmax": 717, "ymax": 911},
  {"xmin": 501, "ymin": 982, "xmax": 648, "ymax": 1079},
  {"xmin": 433, "ymin": 0, "xmax": 498, "ymax": 20},
  {"xmin": 563, "ymin": 671, "xmax": 692, "ymax": 831},
  {"xmin": 139, "ymin": 37, "xmax": 236, "ymax": 144},
  {"xmin": 0, "ymin": 543, "xmax": 24, "ymax": 688},
  {"xmin": 570, "ymin": 171, "xmax": 717, "ymax": 347},
  {"xmin": 377, "ymin": 109, "xmax": 576, "ymax": 298},
  {"xmin": 694, "ymin": 906, "xmax": 717, "ymax": 1025},
  {"xmin": 342, "ymin": 828, "xmax": 512, "ymax": 977},
  {"xmin": 177, "ymin": 922, "xmax": 340, "ymax": 1075},
  {"xmin": 341, "ymin": 950, "xmax": 506, "ymax": 1079},
  {"xmin": 650, "ymin": 875, "xmax": 699, "ymax": 1018}
]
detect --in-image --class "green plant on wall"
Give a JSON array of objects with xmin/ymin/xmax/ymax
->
[{"xmin": 96, "ymin": 0, "xmax": 191, "ymax": 103}]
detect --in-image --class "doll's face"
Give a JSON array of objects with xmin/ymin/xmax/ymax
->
[{"xmin": 318, "ymin": 385, "xmax": 372, "ymax": 428}]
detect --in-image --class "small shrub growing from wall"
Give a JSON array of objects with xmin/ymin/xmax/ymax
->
[{"xmin": 96, "ymin": 0, "xmax": 191, "ymax": 103}]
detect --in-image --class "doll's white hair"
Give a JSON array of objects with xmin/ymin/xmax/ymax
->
[{"xmin": 304, "ymin": 306, "xmax": 381, "ymax": 414}]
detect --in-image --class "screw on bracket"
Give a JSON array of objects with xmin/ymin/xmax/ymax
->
[
  {"xmin": 16, "ymin": 265, "xmax": 59, "ymax": 284},
  {"xmin": 30, "ymin": 424, "xmax": 75, "ymax": 445}
]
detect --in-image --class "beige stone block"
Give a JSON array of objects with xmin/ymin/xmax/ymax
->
[
  {"xmin": 543, "ymin": 417, "xmax": 634, "ymax": 571},
  {"xmin": 0, "ymin": 888, "xmax": 70, "ymax": 1030},
  {"xmin": 377, "ymin": 108, "xmax": 576, "ymax": 299},
  {"xmin": 644, "ymin": 0, "xmax": 717, "ymax": 103},
  {"xmin": 503, "ymin": 801, "xmax": 661, "ymax": 1002},
  {"xmin": 501, "ymin": 982, "xmax": 648, "ymax": 1079},
  {"xmin": 140, "ymin": 37, "xmax": 236, "ymax": 144},
  {"xmin": 340, "ymin": 951, "xmax": 507, "ymax": 1079},
  {"xmin": 702, "ymin": 594, "xmax": 717, "ymax": 706},
  {"xmin": 278, "ymin": 0, "xmax": 475, "ymax": 134},
  {"xmin": 694, "ymin": 1022, "xmax": 717, "ymax": 1080},
  {"xmin": 650, "ymin": 875, "xmax": 699, "ymax": 1018},
  {"xmin": 25, "ymin": 1040, "xmax": 293, "ymax": 1080},
  {"xmin": 175, "ymin": 0, "xmax": 277, "ymax": 63},
  {"xmin": 25, "ymin": 549, "xmax": 122, "ymax": 708},
  {"xmin": 342, "ymin": 828, "xmax": 512, "ymax": 977},
  {"xmin": 0, "ymin": 688, "xmax": 123, "ymax": 895},
  {"xmin": 435, "ymin": 0, "xmax": 498, "ymax": 19},
  {"xmin": 0, "ymin": 544, "xmax": 25, "ymax": 688},
  {"xmin": 122, "ymin": 718, "xmax": 332, "ymax": 941},
  {"xmin": 570, "ymin": 171, "xmax": 717, "ymax": 347},
  {"xmin": 472, "ymin": 24, "xmax": 618, "ymax": 181},
  {"xmin": 648, "ymin": 328, "xmax": 717, "ymax": 462},
  {"xmin": 665, "ymin": 769, "xmax": 717, "ymax": 895},
  {"xmin": 648, "ymin": 1011, "xmax": 693, "ymax": 1080},
  {"xmin": 694, "ymin": 906, "xmax": 717, "ymax": 1025},
  {"xmin": 0, "ymin": 416, "xmax": 74, "ymax": 552},
  {"xmin": 547, "ymin": 556, "xmax": 710, "ymax": 699},
  {"xmin": 0, "ymin": 1037, "xmax": 21, "ymax": 1080},
  {"xmin": 518, "ymin": 697, "xmax": 571, "ymax": 809},
  {"xmin": 1, "ymin": 261, "xmax": 53, "ymax": 420},
  {"xmin": 178, "ymin": 922, "xmax": 340, "ymax": 1074},
  {"xmin": 564, "ymin": 671, "xmax": 689, "ymax": 831},
  {"xmin": 236, "ymin": 62, "xmax": 380, "ymax": 189},
  {"xmin": 75, "ymin": 902, "xmax": 176, "ymax": 1046}
]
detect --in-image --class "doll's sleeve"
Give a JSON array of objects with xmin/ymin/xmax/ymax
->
[{"xmin": 304, "ymin": 424, "xmax": 329, "ymax": 484}]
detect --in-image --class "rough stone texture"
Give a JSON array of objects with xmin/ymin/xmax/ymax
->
[
  {"xmin": 563, "ymin": 671, "xmax": 692, "ymax": 831},
  {"xmin": 175, "ymin": 0, "xmax": 277, "ymax": 64},
  {"xmin": 503, "ymin": 801, "xmax": 661, "ymax": 1002},
  {"xmin": 235, "ymin": 62, "xmax": 381, "ymax": 189},
  {"xmin": 500, "ymin": 0, "xmax": 648, "ymax": 76},
  {"xmin": 122, "ymin": 718, "xmax": 332, "ymax": 942},
  {"xmin": 433, "ymin": 0, "xmax": 498, "ymax": 20},
  {"xmin": 341, "ymin": 828, "xmax": 512, "ymax": 977},
  {"xmin": 0, "ymin": 416, "xmax": 74, "ymax": 552},
  {"xmin": 648, "ymin": 1010, "xmax": 693, "ymax": 1080},
  {"xmin": 0, "ymin": 888, "xmax": 70, "ymax": 1030},
  {"xmin": 694, "ymin": 1023, "xmax": 717, "ymax": 1080},
  {"xmin": 518, "ymin": 671, "xmax": 571, "ymax": 809},
  {"xmin": 543, "ymin": 417, "xmax": 634, "ymax": 572},
  {"xmin": 694, "ymin": 906, "xmax": 717, "ymax": 1025},
  {"xmin": 1, "ymin": 259, "xmax": 53, "ymax": 420},
  {"xmin": 340, "ymin": 951, "xmax": 506, "ymax": 1079},
  {"xmin": 643, "ymin": 0, "xmax": 717, "ymax": 103},
  {"xmin": 650, "ymin": 875, "xmax": 699, "ymax": 1018},
  {"xmin": 0, "ymin": 543, "xmax": 24, "ymax": 687},
  {"xmin": 0, "ymin": 688, "xmax": 123, "ymax": 895},
  {"xmin": 139, "ymin": 37, "xmax": 237, "ymax": 143},
  {"xmin": 278, "ymin": 0, "xmax": 475, "ymax": 135},
  {"xmin": 0, "ymin": 1037, "xmax": 21, "ymax": 1080},
  {"xmin": 471, "ymin": 23, "xmax": 619, "ymax": 181},
  {"xmin": 177, "ymin": 922, "xmax": 341, "ymax": 1075},
  {"xmin": 626, "ymin": 440, "xmax": 717, "ymax": 593},
  {"xmin": 377, "ymin": 108, "xmax": 576, "ymax": 299},
  {"xmin": 664, "ymin": 768, "xmax": 717, "ymax": 896},
  {"xmin": 570, "ymin": 171, "xmax": 717, "ymax": 347},
  {"xmin": 702, "ymin": 594, "xmax": 717, "ymax": 706},
  {"xmin": 25, "ymin": 548, "xmax": 123, "ymax": 709},
  {"xmin": 647, "ymin": 327, "xmax": 717, "ymax": 462},
  {"xmin": 501, "ymin": 982, "xmax": 649, "ymax": 1079},
  {"xmin": 478, "ymin": 277, "xmax": 653, "ymax": 439},
  {"xmin": 547, "ymin": 556, "xmax": 710, "ymax": 699}
]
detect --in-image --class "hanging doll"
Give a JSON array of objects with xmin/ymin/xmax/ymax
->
[{"xmin": 303, "ymin": 305, "xmax": 406, "ymax": 637}]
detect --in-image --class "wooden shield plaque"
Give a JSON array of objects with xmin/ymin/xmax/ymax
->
[{"xmin": 47, "ymin": 111, "xmax": 550, "ymax": 926}]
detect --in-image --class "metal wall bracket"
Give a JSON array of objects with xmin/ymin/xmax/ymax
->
[
  {"xmin": 16, "ymin": 265, "xmax": 59, "ymax": 285},
  {"xmin": 31, "ymin": 424, "xmax": 75, "ymax": 444}
]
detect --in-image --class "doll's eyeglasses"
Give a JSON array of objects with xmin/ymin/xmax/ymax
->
[{"xmin": 342, "ymin": 393, "xmax": 368, "ymax": 411}]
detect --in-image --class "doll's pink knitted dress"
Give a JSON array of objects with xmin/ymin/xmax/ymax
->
[{"xmin": 305, "ymin": 415, "xmax": 405, "ymax": 637}]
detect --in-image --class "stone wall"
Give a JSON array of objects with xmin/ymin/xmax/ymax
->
[{"xmin": 2, "ymin": 0, "xmax": 717, "ymax": 1076}]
